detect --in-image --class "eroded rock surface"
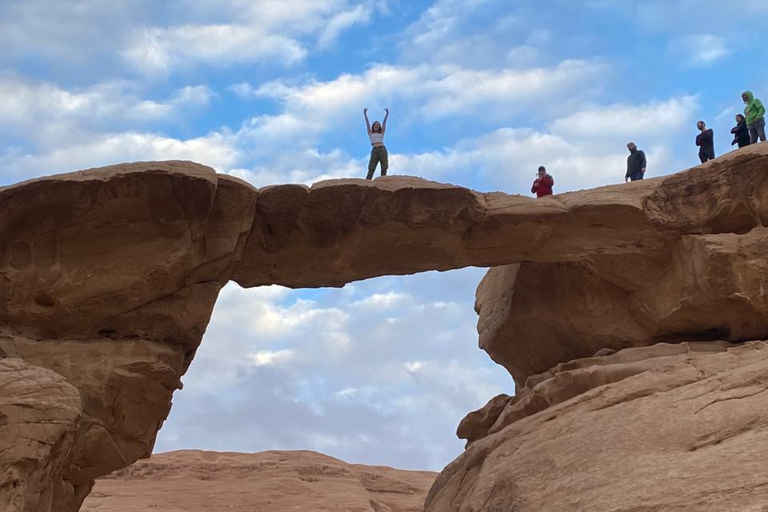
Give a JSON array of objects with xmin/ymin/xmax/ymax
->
[
  {"xmin": 232, "ymin": 144, "xmax": 768, "ymax": 287},
  {"xmin": 428, "ymin": 342, "xmax": 768, "ymax": 512},
  {"xmin": 0, "ymin": 359, "xmax": 87, "ymax": 511},
  {"xmin": 477, "ymin": 224, "xmax": 768, "ymax": 386},
  {"xmin": 81, "ymin": 450, "xmax": 436, "ymax": 512},
  {"xmin": 1, "ymin": 144, "xmax": 768, "ymax": 510}
]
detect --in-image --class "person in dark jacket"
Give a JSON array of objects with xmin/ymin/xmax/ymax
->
[
  {"xmin": 531, "ymin": 166, "xmax": 554, "ymax": 197},
  {"xmin": 695, "ymin": 120, "xmax": 715, "ymax": 163},
  {"xmin": 731, "ymin": 114, "xmax": 751, "ymax": 148},
  {"xmin": 625, "ymin": 142, "xmax": 646, "ymax": 182}
]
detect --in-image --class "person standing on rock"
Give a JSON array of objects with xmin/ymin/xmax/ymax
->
[
  {"xmin": 731, "ymin": 114, "xmax": 751, "ymax": 148},
  {"xmin": 364, "ymin": 107, "xmax": 389, "ymax": 180},
  {"xmin": 531, "ymin": 166, "xmax": 554, "ymax": 198},
  {"xmin": 625, "ymin": 142, "xmax": 646, "ymax": 182},
  {"xmin": 742, "ymin": 91, "xmax": 766, "ymax": 143},
  {"xmin": 695, "ymin": 120, "xmax": 715, "ymax": 163}
]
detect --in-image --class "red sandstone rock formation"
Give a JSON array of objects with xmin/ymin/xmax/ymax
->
[
  {"xmin": 2, "ymin": 144, "xmax": 768, "ymax": 510},
  {"xmin": 428, "ymin": 341, "xmax": 768, "ymax": 511},
  {"xmin": 81, "ymin": 450, "xmax": 435, "ymax": 512}
]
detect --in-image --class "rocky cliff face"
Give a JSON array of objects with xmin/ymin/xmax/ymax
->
[
  {"xmin": 430, "ymin": 341, "xmax": 768, "ymax": 511},
  {"xmin": 2, "ymin": 144, "xmax": 768, "ymax": 511},
  {"xmin": 80, "ymin": 450, "xmax": 435, "ymax": 512}
]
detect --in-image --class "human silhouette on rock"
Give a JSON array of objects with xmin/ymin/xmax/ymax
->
[
  {"xmin": 743, "ymin": 91, "xmax": 766, "ymax": 144},
  {"xmin": 531, "ymin": 166, "xmax": 554, "ymax": 197},
  {"xmin": 731, "ymin": 114, "xmax": 751, "ymax": 148},
  {"xmin": 364, "ymin": 108, "xmax": 389, "ymax": 180},
  {"xmin": 625, "ymin": 142, "xmax": 646, "ymax": 182},
  {"xmin": 695, "ymin": 120, "xmax": 715, "ymax": 163}
]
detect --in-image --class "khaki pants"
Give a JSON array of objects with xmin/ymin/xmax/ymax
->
[{"xmin": 366, "ymin": 146, "xmax": 388, "ymax": 180}]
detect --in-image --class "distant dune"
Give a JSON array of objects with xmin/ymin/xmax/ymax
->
[{"xmin": 81, "ymin": 450, "xmax": 436, "ymax": 512}]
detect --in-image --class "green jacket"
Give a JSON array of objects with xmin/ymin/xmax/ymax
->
[{"xmin": 743, "ymin": 90, "xmax": 766, "ymax": 126}]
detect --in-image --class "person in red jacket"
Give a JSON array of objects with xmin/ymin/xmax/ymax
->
[{"xmin": 531, "ymin": 166, "xmax": 554, "ymax": 197}]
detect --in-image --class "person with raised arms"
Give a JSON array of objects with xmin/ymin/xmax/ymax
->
[{"xmin": 364, "ymin": 107, "xmax": 390, "ymax": 180}]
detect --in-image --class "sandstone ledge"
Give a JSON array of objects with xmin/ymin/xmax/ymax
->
[{"xmin": 428, "ymin": 341, "xmax": 768, "ymax": 512}]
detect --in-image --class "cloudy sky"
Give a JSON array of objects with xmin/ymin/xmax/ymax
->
[{"xmin": 2, "ymin": 0, "xmax": 767, "ymax": 471}]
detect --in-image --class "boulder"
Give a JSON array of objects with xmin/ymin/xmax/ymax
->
[
  {"xmin": 429, "ymin": 342, "xmax": 768, "ymax": 512},
  {"xmin": 0, "ymin": 359, "xmax": 86, "ymax": 511},
  {"xmin": 477, "ymin": 226, "xmax": 768, "ymax": 385}
]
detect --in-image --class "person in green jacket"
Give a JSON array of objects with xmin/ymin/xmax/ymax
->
[{"xmin": 742, "ymin": 90, "xmax": 766, "ymax": 143}]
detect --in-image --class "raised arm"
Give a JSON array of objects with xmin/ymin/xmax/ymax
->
[
  {"xmin": 364, "ymin": 108, "xmax": 372, "ymax": 134},
  {"xmin": 382, "ymin": 108, "xmax": 389, "ymax": 134}
]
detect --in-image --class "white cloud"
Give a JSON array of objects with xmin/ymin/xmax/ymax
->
[
  {"xmin": 123, "ymin": 25, "xmax": 307, "ymax": 73},
  {"xmin": 389, "ymin": 102, "xmax": 694, "ymax": 194},
  {"xmin": 227, "ymin": 58, "xmax": 609, "ymax": 174},
  {"xmin": 400, "ymin": 0, "xmax": 503, "ymax": 63},
  {"xmin": 122, "ymin": 0, "xmax": 377, "ymax": 73},
  {"xmin": 670, "ymin": 35, "xmax": 729, "ymax": 67},
  {"xmin": 0, "ymin": 131, "xmax": 240, "ymax": 183},
  {"xmin": 157, "ymin": 269, "xmax": 511, "ymax": 470},
  {"xmin": 317, "ymin": 4, "xmax": 374, "ymax": 49},
  {"xmin": 228, "ymin": 148, "xmax": 361, "ymax": 187},
  {"xmin": 0, "ymin": 76, "xmax": 213, "ymax": 146},
  {"xmin": 353, "ymin": 292, "xmax": 410, "ymax": 309},
  {"xmin": 550, "ymin": 96, "xmax": 700, "ymax": 141},
  {"xmin": 225, "ymin": 94, "xmax": 698, "ymax": 192},
  {"xmin": 0, "ymin": 0, "xmax": 378, "ymax": 77},
  {"xmin": 253, "ymin": 60, "xmax": 607, "ymax": 121},
  {"xmin": 248, "ymin": 349, "xmax": 297, "ymax": 367}
]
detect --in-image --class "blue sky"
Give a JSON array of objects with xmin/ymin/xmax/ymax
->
[{"xmin": 2, "ymin": 0, "xmax": 767, "ymax": 471}]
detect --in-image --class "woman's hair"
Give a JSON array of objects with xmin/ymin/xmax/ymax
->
[
  {"xmin": 736, "ymin": 113, "xmax": 746, "ymax": 122},
  {"xmin": 371, "ymin": 121, "xmax": 382, "ymax": 133}
]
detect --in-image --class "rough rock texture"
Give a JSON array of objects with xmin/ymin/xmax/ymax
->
[
  {"xmin": 428, "ymin": 342, "xmax": 768, "ymax": 512},
  {"xmin": 0, "ymin": 359, "xmax": 87, "ymax": 511},
  {"xmin": 233, "ymin": 144, "xmax": 768, "ymax": 287},
  {"xmin": 1, "ymin": 145, "xmax": 768, "ymax": 510},
  {"xmin": 478, "ymin": 223, "xmax": 768, "ymax": 386},
  {"xmin": 81, "ymin": 450, "xmax": 435, "ymax": 512},
  {"xmin": 0, "ymin": 162, "xmax": 254, "ymax": 510}
]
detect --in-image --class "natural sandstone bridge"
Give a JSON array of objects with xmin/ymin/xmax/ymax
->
[{"xmin": 2, "ymin": 144, "xmax": 768, "ymax": 510}]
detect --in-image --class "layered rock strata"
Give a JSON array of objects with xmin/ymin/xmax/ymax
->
[
  {"xmin": 428, "ymin": 342, "xmax": 768, "ymax": 511},
  {"xmin": 1, "ymin": 144, "xmax": 767, "ymax": 510},
  {"xmin": 477, "ymin": 222, "xmax": 768, "ymax": 386}
]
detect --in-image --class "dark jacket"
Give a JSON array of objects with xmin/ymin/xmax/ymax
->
[
  {"xmin": 531, "ymin": 174, "xmax": 554, "ymax": 197},
  {"xmin": 696, "ymin": 128, "xmax": 714, "ymax": 154},
  {"xmin": 731, "ymin": 119, "xmax": 751, "ymax": 148},
  {"xmin": 626, "ymin": 149, "xmax": 647, "ymax": 178}
]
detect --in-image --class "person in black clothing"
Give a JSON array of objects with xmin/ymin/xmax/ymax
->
[
  {"xmin": 695, "ymin": 120, "xmax": 715, "ymax": 163},
  {"xmin": 625, "ymin": 142, "xmax": 646, "ymax": 182},
  {"xmin": 731, "ymin": 114, "xmax": 751, "ymax": 148}
]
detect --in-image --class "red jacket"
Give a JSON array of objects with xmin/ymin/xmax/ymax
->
[{"xmin": 531, "ymin": 174, "xmax": 554, "ymax": 197}]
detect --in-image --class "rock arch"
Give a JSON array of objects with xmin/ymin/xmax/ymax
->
[{"xmin": 3, "ymin": 144, "xmax": 768, "ymax": 510}]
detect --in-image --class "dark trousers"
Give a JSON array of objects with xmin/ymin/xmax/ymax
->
[
  {"xmin": 366, "ymin": 146, "xmax": 388, "ymax": 180},
  {"xmin": 628, "ymin": 171, "xmax": 644, "ymax": 182},
  {"xmin": 749, "ymin": 118, "xmax": 766, "ymax": 144},
  {"xmin": 699, "ymin": 149, "xmax": 715, "ymax": 163}
]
